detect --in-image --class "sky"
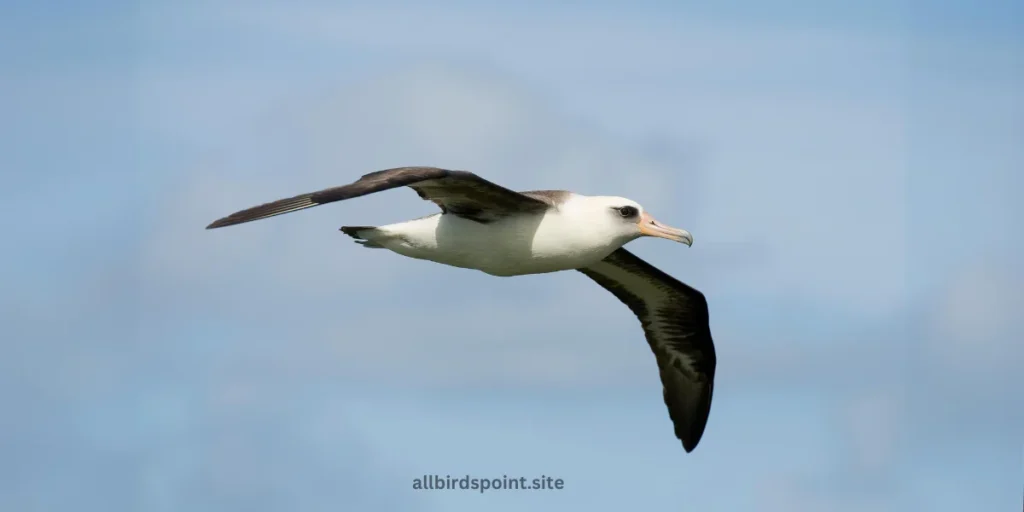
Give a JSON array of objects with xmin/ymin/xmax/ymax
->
[{"xmin": 1, "ymin": 0, "xmax": 1022, "ymax": 510}]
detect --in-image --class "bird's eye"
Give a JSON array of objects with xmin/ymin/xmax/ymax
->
[{"xmin": 616, "ymin": 206, "xmax": 639, "ymax": 218}]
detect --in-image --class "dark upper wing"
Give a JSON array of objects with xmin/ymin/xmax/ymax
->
[
  {"xmin": 520, "ymin": 189, "xmax": 574, "ymax": 207},
  {"xmin": 578, "ymin": 247, "xmax": 716, "ymax": 452},
  {"xmin": 205, "ymin": 166, "xmax": 550, "ymax": 229}
]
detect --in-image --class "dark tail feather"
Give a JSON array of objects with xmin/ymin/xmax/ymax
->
[
  {"xmin": 340, "ymin": 225, "xmax": 384, "ymax": 248},
  {"xmin": 340, "ymin": 225, "xmax": 375, "ymax": 238}
]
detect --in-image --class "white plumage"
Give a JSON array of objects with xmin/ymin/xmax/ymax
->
[{"xmin": 357, "ymin": 194, "xmax": 671, "ymax": 276}]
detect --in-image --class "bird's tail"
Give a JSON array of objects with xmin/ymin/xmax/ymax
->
[{"xmin": 340, "ymin": 225, "xmax": 385, "ymax": 248}]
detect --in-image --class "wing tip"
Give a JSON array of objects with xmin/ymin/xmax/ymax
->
[
  {"xmin": 203, "ymin": 195, "xmax": 319, "ymax": 231},
  {"xmin": 205, "ymin": 214, "xmax": 254, "ymax": 229},
  {"xmin": 679, "ymin": 380, "xmax": 714, "ymax": 453},
  {"xmin": 681, "ymin": 431, "xmax": 703, "ymax": 453},
  {"xmin": 678, "ymin": 424, "xmax": 707, "ymax": 453}
]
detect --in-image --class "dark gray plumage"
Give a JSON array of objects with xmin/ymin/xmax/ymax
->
[
  {"xmin": 579, "ymin": 248, "xmax": 716, "ymax": 452},
  {"xmin": 206, "ymin": 166, "xmax": 556, "ymax": 229}
]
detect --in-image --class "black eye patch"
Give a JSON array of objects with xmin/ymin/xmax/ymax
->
[{"xmin": 615, "ymin": 206, "xmax": 639, "ymax": 218}]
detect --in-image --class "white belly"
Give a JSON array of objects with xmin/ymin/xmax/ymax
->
[{"xmin": 370, "ymin": 212, "xmax": 623, "ymax": 276}]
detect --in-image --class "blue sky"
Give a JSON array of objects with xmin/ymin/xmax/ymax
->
[{"xmin": 2, "ymin": 0, "xmax": 1022, "ymax": 510}]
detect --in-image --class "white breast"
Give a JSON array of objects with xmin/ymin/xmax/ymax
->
[{"xmin": 371, "ymin": 204, "xmax": 626, "ymax": 276}]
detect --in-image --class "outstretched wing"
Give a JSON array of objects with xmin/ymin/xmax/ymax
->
[
  {"xmin": 578, "ymin": 247, "xmax": 717, "ymax": 452},
  {"xmin": 206, "ymin": 166, "xmax": 550, "ymax": 229}
]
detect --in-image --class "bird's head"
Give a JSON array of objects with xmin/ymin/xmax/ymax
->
[{"xmin": 572, "ymin": 195, "xmax": 693, "ymax": 247}]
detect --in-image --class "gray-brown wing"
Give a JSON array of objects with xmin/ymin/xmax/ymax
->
[
  {"xmin": 520, "ymin": 189, "xmax": 574, "ymax": 207},
  {"xmin": 206, "ymin": 166, "xmax": 550, "ymax": 229},
  {"xmin": 578, "ymin": 247, "xmax": 716, "ymax": 452}
]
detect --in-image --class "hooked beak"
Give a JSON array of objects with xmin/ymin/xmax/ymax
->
[{"xmin": 638, "ymin": 212, "xmax": 693, "ymax": 246}]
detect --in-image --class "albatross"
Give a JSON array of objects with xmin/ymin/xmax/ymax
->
[{"xmin": 206, "ymin": 166, "xmax": 716, "ymax": 452}]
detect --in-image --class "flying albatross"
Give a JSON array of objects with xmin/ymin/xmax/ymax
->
[{"xmin": 206, "ymin": 166, "xmax": 716, "ymax": 452}]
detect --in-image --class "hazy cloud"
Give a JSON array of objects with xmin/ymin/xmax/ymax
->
[{"xmin": 927, "ymin": 257, "xmax": 1023, "ymax": 377}]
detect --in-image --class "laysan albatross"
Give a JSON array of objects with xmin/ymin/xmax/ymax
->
[{"xmin": 206, "ymin": 166, "xmax": 716, "ymax": 452}]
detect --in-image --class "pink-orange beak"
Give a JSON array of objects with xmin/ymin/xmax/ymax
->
[{"xmin": 637, "ymin": 212, "xmax": 693, "ymax": 246}]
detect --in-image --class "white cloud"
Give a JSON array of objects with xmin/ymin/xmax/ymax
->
[{"xmin": 927, "ymin": 257, "xmax": 1023, "ymax": 378}]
